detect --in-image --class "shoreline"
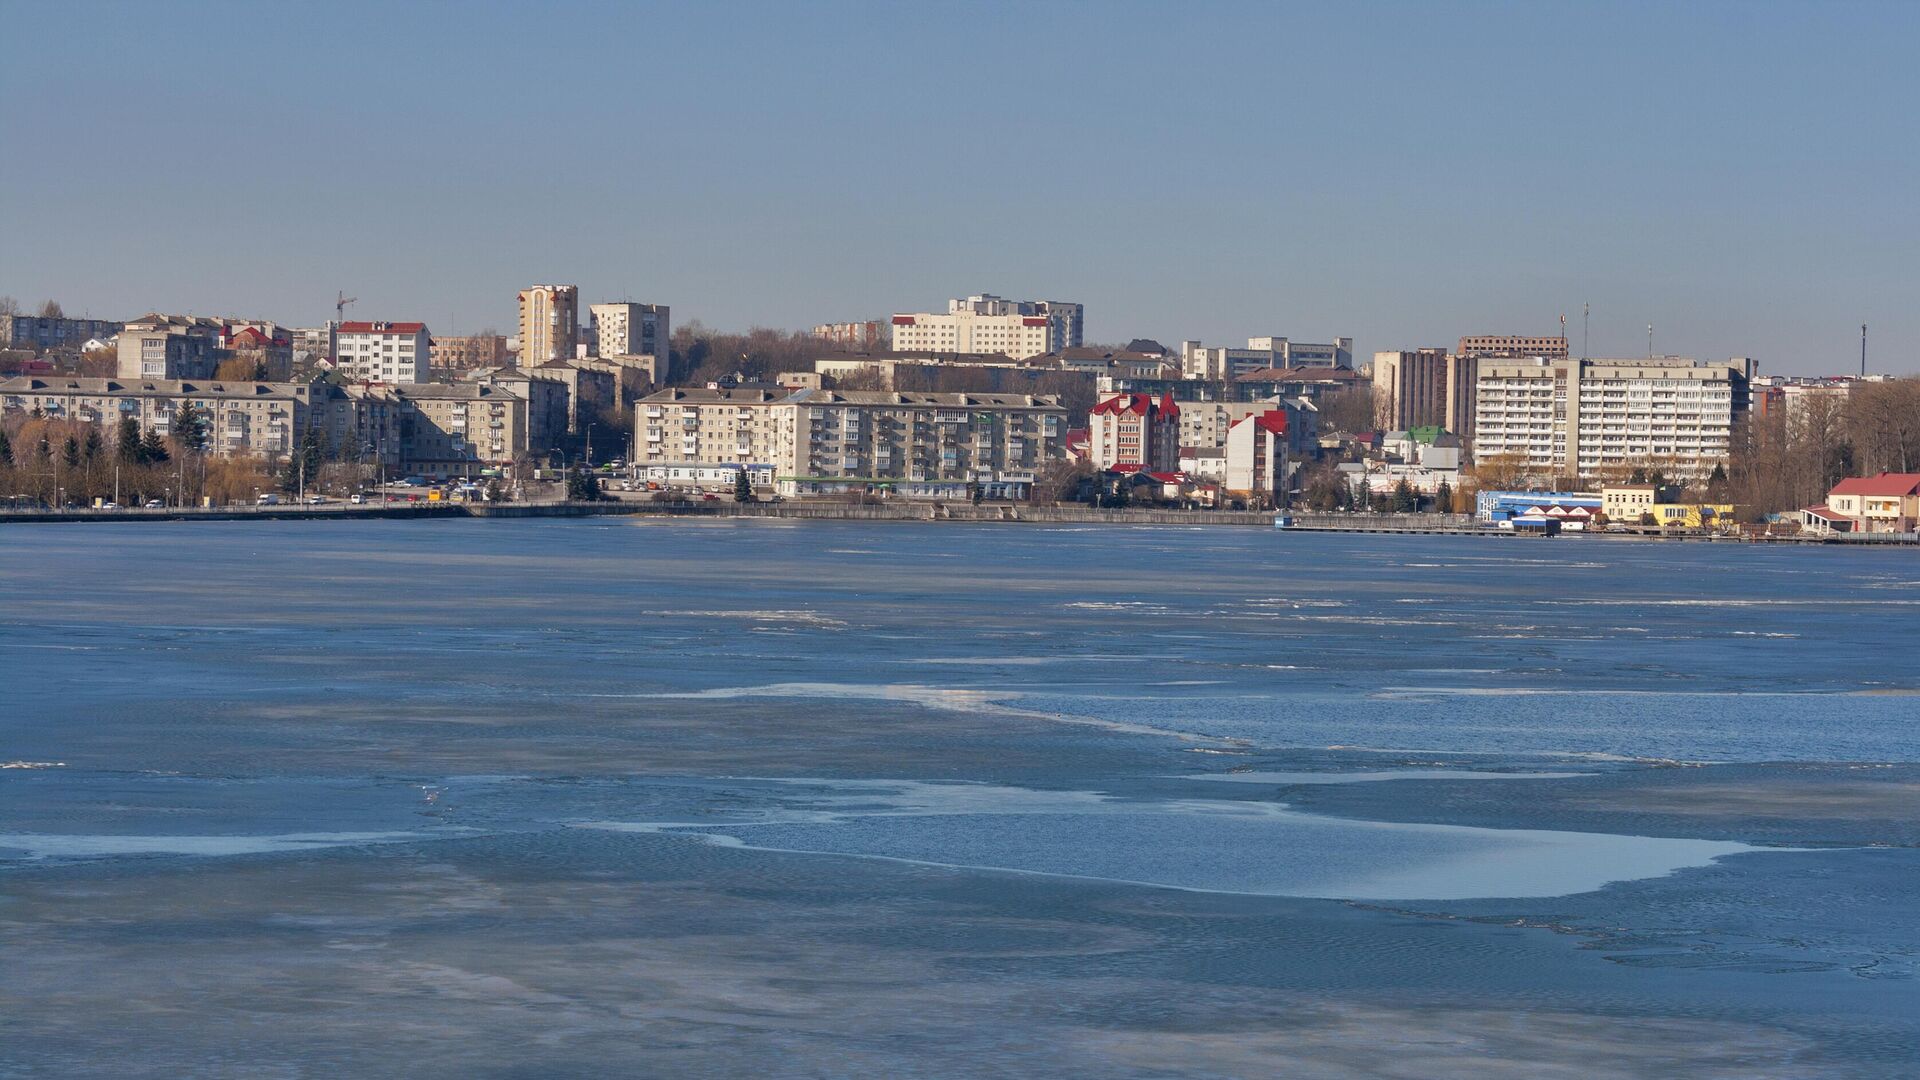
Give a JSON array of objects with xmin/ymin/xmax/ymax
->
[{"xmin": 0, "ymin": 500, "xmax": 1908, "ymax": 542}]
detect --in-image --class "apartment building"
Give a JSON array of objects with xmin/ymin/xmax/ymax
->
[
  {"xmin": 1, "ymin": 314, "xmax": 122, "ymax": 351},
  {"xmin": 889, "ymin": 295, "xmax": 1081, "ymax": 359},
  {"xmin": 462, "ymin": 367, "xmax": 572, "ymax": 450},
  {"xmin": 115, "ymin": 313, "xmax": 223, "ymax": 380},
  {"xmin": 1473, "ymin": 357, "xmax": 1754, "ymax": 479},
  {"xmin": 590, "ymin": 302, "xmax": 669, "ymax": 363},
  {"xmin": 634, "ymin": 387, "xmax": 1066, "ymax": 497},
  {"xmin": 390, "ymin": 383, "xmax": 529, "ymax": 473},
  {"xmin": 1179, "ymin": 336, "xmax": 1354, "ymax": 379},
  {"xmin": 773, "ymin": 389, "xmax": 1065, "ymax": 498},
  {"xmin": 635, "ymin": 387, "xmax": 788, "ymax": 473},
  {"xmin": 430, "ymin": 334, "xmax": 509, "ymax": 374},
  {"xmin": 0, "ymin": 375, "xmax": 335, "ymax": 460},
  {"xmin": 291, "ymin": 324, "xmax": 336, "ymax": 366},
  {"xmin": 518, "ymin": 285, "xmax": 579, "ymax": 364},
  {"xmin": 1088, "ymin": 392, "xmax": 1180, "ymax": 472},
  {"xmin": 812, "ymin": 321, "xmax": 884, "ymax": 351},
  {"xmin": 1371, "ymin": 349, "xmax": 1450, "ymax": 431},
  {"xmin": 1224, "ymin": 410, "xmax": 1291, "ymax": 503},
  {"xmin": 334, "ymin": 321, "xmax": 431, "ymax": 383},
  {"xmin": 1458, "ymin": 335, "xmax": 1569, "ymax": 359},
  {"xmin": 1177, "ymin": 398, "xmax": 1317, "ymax": 456}
]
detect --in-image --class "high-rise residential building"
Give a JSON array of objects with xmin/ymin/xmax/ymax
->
[
  {"xmin": 1472, "ymin": 357, "xmax": 1754, "ymax": 480},
  {"xmin": 115, "ymin": 313, "xmax": 222, "ymax": 380},
  {"xmin": 1458, "ymin": 335, "xmax": 1569, "ymax": 359},
  {"xmin": 889, "ymin": 295, "xmax": 1081, "ymax": 359},
  {"xmin": 1443, "ymin": 353, "xmax": 1480, "ymax": 439},
  {"xmin": 589, "ymin": 302, "xmax": 669, "ymax": 363},
  {"xmin": 1224, "ymin": 410, "xmax": 1293, "ymax": 503},
  {"xmin": 333, "ymin": 321, "xmax": 431, "ymax": 383},
  {"xmin": 1088, "ymin": 392, "xmax": 1181, "ymax": 472},
  {"xmin": 1179, "ymin": 336, "xmax": 1354, "ymax": 379},
  {"xmin": 1371, "ymin": 349, "xmax": 1451, "ymax": 431},
  {"xmin": 518, "ymin": 285, "xmax": 579, "ymax": 364},
  {"xmin": 291, "ymin": 323, "xmax": 336, "ymax": 366},
  {"xmin": 1176, "ymin": 398, "xmax": 1317, "ymax": 456}
]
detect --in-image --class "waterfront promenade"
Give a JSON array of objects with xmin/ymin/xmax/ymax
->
[{"xmin": 1, "ymin": 500, "xmax": 1912, "ymax": 542}]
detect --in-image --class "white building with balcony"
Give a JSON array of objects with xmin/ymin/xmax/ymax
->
[{"xmin": 334, "ymin": 321, "xmax": 431, "ymax": 383}]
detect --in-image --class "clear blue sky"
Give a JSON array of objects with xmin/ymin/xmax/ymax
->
[{"xmin": 3, "ymin": 1, "xmax": 1914, "ymax": 374}]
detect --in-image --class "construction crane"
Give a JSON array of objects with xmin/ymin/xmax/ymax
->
[{"xmin": 335, "ymin": 290, "xmax": 358, "ymax": 323}]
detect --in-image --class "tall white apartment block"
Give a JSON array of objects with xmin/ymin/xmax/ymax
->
[
  {"xmin": 590, "ymin": 302, "xmax": 670, "ymax": 362},
  {"xmin": 889, "ymin": 295, "xmax": 1082, "ymax": 359},
  {"xmin": 517, "ymin": 285, "xmax": 579, "ymax": 364},
  {"xmin": 1473, "ymin": 357, "xmax": 1754, "ymax": 479},
  {"xmin": 1180, "ymin": 336, "xmax": 1354, "ymax": 379},
  {"xmin": 334, "ymin": 321, "xmax": 431, "ymax": 383}
]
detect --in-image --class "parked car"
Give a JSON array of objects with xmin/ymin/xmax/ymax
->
[
  {"xmin": 256, "ymin": 493, "xmax": 281, "ymax": 506},
  {"xmin": 144, "ymin": 499, "xmax": 165, "ymax": 508},
  {"xmin": 349, "ymin": 493, "xmax": 365, "ymax": 504},
  {"xmin": 303, "ymin": 495, "xmax": 327, "ymax": 505}
]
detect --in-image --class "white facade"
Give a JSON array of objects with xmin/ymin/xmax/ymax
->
[
  {"xmin": 888, "ymin": 295, "xmax": 1081, "ymax": 359},
  {"xmin": 1473, "ymin": 357, "xmax": 1752, "ymax": 479},
  {"xmin": 1180, "ymin": 336, "xmax": 1354, "ymax": 379},
  {"xmin": 590, "ymin": 302, "xmax": 669, "ymax": 363},
  {"xmin": 334, "ymin": 322, "xmax": 431, "ymax": 383}
]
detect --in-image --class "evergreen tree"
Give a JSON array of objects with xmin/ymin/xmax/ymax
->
[
  {"xmin": 733, "ymin": 468, "xmax": 753, "ymax": 502},
  {"xmin": 138, "ymin": 428, "xmax": 170, "ymax": 464},
  {"xmin": 1392, "ymin": 479, "xmax": 1417, "ymax": 513},
  {"xmin": 62, "ymin": 436, "xmax": 81, "ymax": 469},
  {"xmin": 116, "ymin": 417, "xmax": 142, "ymax": 464},
  {"xmin": 566, "ymin": 468, "xmax": 603, "ymax": 501},
  {"xmin": 173, "ymin": 402, "xmax": 209, "ymax": 453},
  {"xmin": 0, "ymin": 428, "xmax": 11, "ymax": 467},
  {"xmin": 1435, "ymin": 479, "xmax": 1453, "ymax": 512},
  {"xmin": 82, "ymin": 428, "xmax": 104, "ymax": 463}
]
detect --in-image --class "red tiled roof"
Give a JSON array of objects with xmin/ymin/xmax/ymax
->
[
  {"xmin": 1829, "ymin": 473, "xmax": 1920, "ymax": 498},
  {"xmin": 1158, "ymin": 390, "xmax": 1179, "ymax": 419},
  {"xmin": 339, "ymin": 321, "xmax": 427, "ymax": 334}
]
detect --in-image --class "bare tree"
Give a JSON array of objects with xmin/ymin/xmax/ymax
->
[
  {"xmin": 37, "ymin": 300, "xmax": 64, "ymax": 319},
  {"xmin": 0, "ymin": 296, "xmax": 19, "ymax": 317}
]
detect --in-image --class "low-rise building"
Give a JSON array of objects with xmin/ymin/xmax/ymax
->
[
  {"xmin": 1475, "ymin": 489, "xmax": 1602, "ymax": 524},
  {"xmin": 1818, "ymin": 473, "xmax": 1920, "ymax": 533},
  {"xmin": 1601, "ymin": 484, "xmax": 1682, "ymax": 522},
  {"xmin": 812, "ymin": 321, "xmax": 883, "ymax": 351}
]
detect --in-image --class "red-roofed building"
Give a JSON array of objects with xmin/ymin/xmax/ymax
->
[
  {"xmin": 1821, "ymin": 473, "xmax": 1920, "ymax": 532},
  {"xmin": 1088, "ymin": 392, "xmax": 1179, "ymax": 472},
  {"xmin": 1225, "ymin": 409, "xmax": 1292, "ymax": 505},
  {"xmin": 335, "ymin": 321, "xmax": 432, "ymax": 384}
]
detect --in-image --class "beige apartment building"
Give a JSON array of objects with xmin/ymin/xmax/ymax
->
[
  {"xmin": 391, "ymin": 383, "xmax": 529, "ymax": 473},
  {"xmin": 0, "ymin": 375, "xmax": 337, "ymax": 460},
  {"xmin": 589, "ymin": 302, "xmax": 669, "ymax": 363},
  {"xmin": 1458, "ymin": 335, "xmax": 1569, "ymax": 359},
  {"xmin": 634, "ymin": 387, "xmax": 1066, "ymax": 497},
  {"xmin": 1473, "ymin": 357, "xmax": 1753, "ymax": 479},
  {"xmin": 517, "ymin": 285, "xmax": 579, "ymax": 364},
  {"xmin": 635, "ymin": 387, "xmax": 788, "ymax": 471},
  {"xmin": 430, "ymin": 334, "xmax": 510, "ymax": 374},
  {"xmin": 116, "ymin": 313, "xmax": 223, "ymax": 380}
]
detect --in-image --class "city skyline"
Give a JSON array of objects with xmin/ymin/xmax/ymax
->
[{"xmin": 3, "ymin": 1, "xmax": 1916, "ymax": 374}]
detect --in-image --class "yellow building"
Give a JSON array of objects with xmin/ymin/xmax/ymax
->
[
  {"xmin": 1650, "ymin": 502, "xmax": 1737, "ymax": 529},
  {"xmin": 517, "ymin": 285, "xmax": 578, "ymax": 364}
]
